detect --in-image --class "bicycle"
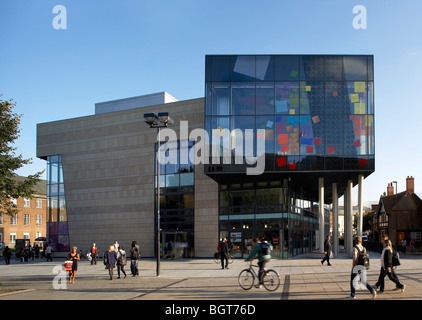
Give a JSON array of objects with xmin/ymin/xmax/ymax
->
[
  {"xmin": 238, "ymin": 260, "xmax": 280, "ymax": 291},
  {"xmin": 214, "ymin": 252, "xmax": 234, "ymax": 264}
]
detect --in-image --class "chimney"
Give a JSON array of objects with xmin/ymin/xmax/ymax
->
[
  {"xmin": 406, "ymin": 176, "xmax": 414, "ymax": 194},
  {"xmin": 387, "ymin": 183, "xmax": 394, "ymax": 196}
]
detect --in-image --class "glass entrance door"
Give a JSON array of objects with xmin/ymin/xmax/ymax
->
[{"xmin": 162, "ymin": 232, "xmax": 194, "ymax": 259}]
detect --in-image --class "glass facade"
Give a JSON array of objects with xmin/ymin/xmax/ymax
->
[
  {"xmin": 46, "ymin": 155, "xmax": 70, "ymax": 252},
  {"xmin": 205, "ymin": 55, "xmax": 375, "ymax": 173},
  {"xmin": 155, "ymin": 140, "xmax": 195, "ymax": 258},
  {"xmin": 205, "ymin": 55, "xmax": 374, "ymax": 258},
  {"xmin": 219, "ymin": 180, "xmax": 324, "ymax": 258}
]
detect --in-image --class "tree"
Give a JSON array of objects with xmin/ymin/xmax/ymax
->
[{"xmin": 0, "ymin": 95, "xmax": 44, "ymax": 216}]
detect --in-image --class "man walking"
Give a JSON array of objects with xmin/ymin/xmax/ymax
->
[
  {"xmin": 219, "ymin": 238, "xmax": 229, "ymax": 269},
  {"xmin": 321, "ymin": 235, "xmax": 332, "ymax": 266}
]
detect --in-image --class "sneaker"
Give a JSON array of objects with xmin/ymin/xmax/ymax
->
[
  {"xmin": 346, "ymin": 295, "xmax": 355, "ymax": 299},
  {"xmin": 401, "ymin": 285, "xmax": 406, "ymax": 293},
  {"xmin": 372, "ymin": 290, "xmax": 377, "ymax": 299},
  {"xmin": 255, "ymin": 284, "xmax": 263, "ymax": 289}
]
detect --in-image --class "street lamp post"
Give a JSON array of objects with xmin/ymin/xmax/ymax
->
[
  {"xmin": 392, "ymin": 181, "xmax": 398, "ymax": 248},
  {"xmin": 143, "ymin": 112, "xmax": 173, "ymax": 277}
]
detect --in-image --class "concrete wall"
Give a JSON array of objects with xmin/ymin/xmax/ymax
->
[{"xmin": 37, "ymin": 98, "xmax": 218, "ymax": 257}]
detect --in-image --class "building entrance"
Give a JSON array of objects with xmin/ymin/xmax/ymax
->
[{"xmin": 162, "ymin": 232, "xmax": 194, "ymax": 259}]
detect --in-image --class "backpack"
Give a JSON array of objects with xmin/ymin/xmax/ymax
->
[
  {"xmin": 131, "ymin": 247, "xmax": 140, "ymax": 260},
  {"xmin": 261, "ymin": 241, "xmax": 272, "ymax": 255},
  {"xmin": 392, "ymin": 249, "xmax": 401, "ymax": 267},
  {"xmin": 355, "ymin": 245, "xmax": 370, "ymax": 270}
]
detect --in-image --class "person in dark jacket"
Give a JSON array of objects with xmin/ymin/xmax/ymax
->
[
  {"xmin": 374, "ymin": 239, "xmax": 405, "ymax": 293},
  {"xmin": 129, "ymin": 241, "xmax": 140, "ymax": 276},
  {"xmin": 321, "ymin": 235, "xmax": 332, "ymax": 266},
  {"xmin": 219, "ymin": 238, "xmax": 229, "ymax": 270},
  {"xmin": 2, "ymin": 246, "xmax": 12, "ymax": 265},
  {"xmin": 245, "ymin": 238, "xmax": 271, "ymax": 288},
  {"xmin": 104, "ymin": 245, "xmax": 118, "ymax": 280}
]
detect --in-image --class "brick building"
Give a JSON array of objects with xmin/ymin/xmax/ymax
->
[
  {"xmin": 0, "ymin": 179, "xmax": 47, "ymax": 250},
  {"xmin": 371, "ymin": 176, "xmax": 422, "ymax": 250}
]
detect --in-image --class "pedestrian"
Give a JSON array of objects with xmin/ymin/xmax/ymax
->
[
  {"xmin": 401, "ymin": 239, "xmax": 407, "ymax": 255},
  {"xmin": 129, "ymin": 241, "xmax": 140, "ymax": 276},
  {"xmin": 66, "ymin": 246, "xmax": 80, "ymax": 284},
  {"xmin": 244, "ymin": 238, "xmax": 271, "ymax": 289},
  {"xmin": 117, "ymin": 245, "xmax": 127, "ymax": 279},
  {"xmin": 45, "ymin": 243, "xmax": 53, "ymax": 262},
  {"xmin": 347, "ymin": 236, "xmax": 376, "ymax": 299},
  {"xmin": 29, "ymin": 245, "xmax": 34, "ymax": 261},
  {"xmin": 34, "ymin": 243, "xmax": 40, "ymax": 259},
  {"xmin": 321, "ymin": 235, "xmax": 332, "ymax": 266},
  {"xmin": 374, "ymin": 239, "xmax": 405, "ymax": 293},
  {"xmin": 114, "ymin": 240, "xmax": 119, "ymax": 253},
  {"xmin": 410, "ymin": 239, "xmax": 415, "ymax": 254},
  {"xmin": 165, "ymin": 241, "xmax": 173, "ymax": 259},
  {"xmin": 104, "ymin": 245, "xmax": 118, "ymax": 280},
  {"xmin": 219, "ymin": 238, "xmax": 229, "ymax": 269},
  {"xmin": 90, "ymin": 243, "xmax": 98, "ymax": 265},
  {"xmin": 2, "ymin": 246, "xmax": 12, "ymax": 265}
]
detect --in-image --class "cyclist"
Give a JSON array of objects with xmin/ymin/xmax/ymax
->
[{"xmin": 244, "ymin": 238, "xmax": 271, "ymax": 288}]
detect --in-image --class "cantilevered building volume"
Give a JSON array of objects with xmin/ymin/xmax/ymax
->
[{"xmin": 37, "ymin": 55, "xmax": 374, "ymax": 258}]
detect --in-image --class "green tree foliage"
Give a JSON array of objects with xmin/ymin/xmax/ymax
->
[{"xmin": 0, "ymin": 95, "xmax": 44, "ymax": 216}]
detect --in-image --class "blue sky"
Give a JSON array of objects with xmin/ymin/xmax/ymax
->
[{"xmin": 1, "ymin": 0, "xmax": 422, "ymax": 204}]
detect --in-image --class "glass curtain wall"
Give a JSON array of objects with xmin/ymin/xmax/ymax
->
[
  {"xmin": 205, "ymin": 55, "xmax": 375, "ymax": 172},
  {"xmin": 46, "ymin": 155, "xmax": 70, "ymax": 253},
  {"xmin": 155, "ymin": 140, "xmax": 195, "ymax": 258},
  {"xmin": 219, "ymin": 181, "xmax": 318, "ymax": 259}
]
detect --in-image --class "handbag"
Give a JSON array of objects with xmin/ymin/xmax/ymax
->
[{"xmin": 64, "ymin": 260, "xmax": 73, "ymax": 271}]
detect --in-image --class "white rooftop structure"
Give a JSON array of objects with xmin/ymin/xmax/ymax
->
[{"xmin": 95, "ymin": 91, "xmax": 178, "ymax": 114}]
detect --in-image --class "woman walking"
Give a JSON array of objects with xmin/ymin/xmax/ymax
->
[
  {"xmin": 67, "ymin": 247, "xmax": 80, "ymax": 284},
  {"xmin": 90, "ymin": 243, "xmax": 98, "ymax": 265},
  {"xmin": 374, "ymin": 239, "xmax": 405, "ymax": 293},
  {"xmin": 104, "ymin": 245, "xmax": 118, "ymax": 280},
  {"xmin": 117, "ymin": 245, "xmax": 127, "ymax": 279}
]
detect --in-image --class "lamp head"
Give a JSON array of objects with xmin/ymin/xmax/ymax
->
[{"xmin": 143, "ymin": 113, "xmax": 158, "ymax": 126}]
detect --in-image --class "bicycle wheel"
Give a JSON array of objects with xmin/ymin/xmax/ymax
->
[
  {"xmin": 238, "ymin": 269, "xmax": 255, "ymax": 290},
  {"xmin": 262, "ymin": 269, "xmax": 280, "ymax": 291},
  {"xmin": 228, "ymin": 255, "xmax": 234, "ymax": 264}
]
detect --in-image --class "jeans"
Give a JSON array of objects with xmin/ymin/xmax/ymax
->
[
  {"xmin": 130, "ymin": 259, "xmax": 139, "ymax": 275},
  {"xmin": 350, "ymin": 267, "xmax": 374, "ymax": 297},
  {"xmin": 258, "ymin": 259, "xmax": 269, "ymax": 284},
  {"xmin": 376, "ymin": 267, "xmax": 403, "ymax": 292}
]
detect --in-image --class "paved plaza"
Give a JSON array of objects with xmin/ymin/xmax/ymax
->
[
  {"xmin": 0, "ymin": 252, "xmax": 422, "ymax": 301},
  {"xmin": 0, "ymin": 252, "xmax": 421, "ymax": 301}
]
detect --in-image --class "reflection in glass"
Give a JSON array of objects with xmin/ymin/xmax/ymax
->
[
  {"xmin": 231, "ymin": 82, "xmax": 255, "ymax": 115},
  {"xmin": 275, "ymin": 82, "xmax": 299, "ymax": 115},
  {"xmin": 231, "ymin": 56, "xmax": 255, "ymax": 81},
  {"xmin": 256, "ymin": 56, "xmax": 274, "ymax": 81},
  {"xmin": 256, "ymin": 82, "xmax": 274, "ymax": 114},
  {"xmin": 343, "ymin": 56, "xmax": 367, "ymax": 81},
  {"xmin": 212, "ymin": 83, "xmax": 230, "ymax": 116}
]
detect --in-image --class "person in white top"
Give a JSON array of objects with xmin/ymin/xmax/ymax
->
[
  {"xmin": 116, "ymin": 245, "xmax": 127, "ymax": 279},
  {"xmin": 374, "ymin": 239, "xmax": 405, "ymax": 293},
  {"xmin": 347, "ymin": 236, "xmax": 376, "ymax": 299}
]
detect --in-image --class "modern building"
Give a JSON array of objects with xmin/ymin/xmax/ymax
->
[
  {"xmin": 0, "ymin": 178, "xmax": 47, "ymax": 250},
  {"xmin": 36, "ymin": 54, "xmax": 375, "ymax": 258}
]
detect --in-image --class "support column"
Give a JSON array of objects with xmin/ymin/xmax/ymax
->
[
  {"xmin": 346, "ymin": 180, "xmax": 354, "ymax": 257},
  {"xmin": 319, "ymin": 177, "xmax": 324, "ymax": 253},
  {"xmin": 332, "ymin": 182, "xmax": 338, "ymax": 257},
  {"xmin": 357, "ymin": 174, "xmax": 364, "ymax": 238}
]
